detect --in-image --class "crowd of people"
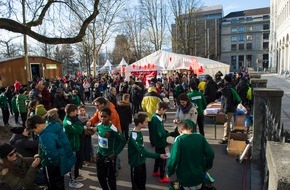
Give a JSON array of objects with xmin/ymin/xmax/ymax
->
[{"xmin": 0, "ymin": 68, "xmax": 252, "ymax": 190}]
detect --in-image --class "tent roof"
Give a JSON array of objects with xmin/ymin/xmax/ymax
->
[
  {"xmin": 99, "ymin": 60, "xmax": 114, "ymax": 71},
  {"xmin": 116, "ymin": 58, "xmax": 128, "ymax": 69}
]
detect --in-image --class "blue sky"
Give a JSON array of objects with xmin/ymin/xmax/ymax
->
[{"xmin": 202, "ymin": 0, "xmax": 270, "ymax": 15}]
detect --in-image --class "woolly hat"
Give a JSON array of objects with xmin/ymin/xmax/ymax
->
[
  {"xmin": 35, "ymin": 104, "xmax": 47, "ymax": 117},
  {"xmin": 0, "ymin": 143, "xmax": 14, "ymax": 159},
  {"xmin": 10, "ymin": 127, "xmax": 25, "ymax": 134}
]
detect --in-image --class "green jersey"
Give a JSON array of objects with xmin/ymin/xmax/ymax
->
[
  {"xmin": 128, "ymin": 130, "xmax": 160, "ymax": 167},
  {"xmin": 167, "ymin": 133, "xmax": 214, "ymax": 187},
  {"xmin": 187, "ymin": 90, "xmax": 207, "ymax": 116},
  {"xmin": 0, "ymin": 93, "xmax": 8, "ymax": 109},
  {"xmin": 97, "ymin": 123, "xmax": 126, "ymax": 156},
  {"xmin": 151, "ymin": 114, "xmax": 170, "ymax": 148}
]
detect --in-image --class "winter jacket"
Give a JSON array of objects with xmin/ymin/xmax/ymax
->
[
  {"xmin": 40, "ymin": 87, "xmax": 51, "ymax": 110},
  {"xmin": 188, "ymin": 90, "xmax": 207, "ymax": 116},
  {"xmin": 151, "ymin": 114, "xmax": 170, "ymax": 148},
  {"xmin": 0, "ymin": 155, "xmax": 38, "ymax": 190},
  {"xmin": 90, "ymin": 101, "xmax": 121, "ymax": 132},
  {"xmin": 38, "ymin": 121, "xmax": 76, "ymax": 176},
  {"xmin": 63, "ymin": 116, "xmax": 84, "ymax": 151},
  {"xmin": 204, "ymin": 79, "xmax": 218, "ymax": 104},
  {"xmin": 221, "ymin": 84, "xmax": 237, "ymax": 114},
  {"xmin": 16, "ymin": 93, "xmax": 28, "ymax": 113},
  {"xmin": 10, "ymin": 134, "xmax": 38, "ymax": 157},
  {"xmin": 141, "ymin": 87, "xmax": 163, "ymax": 121},
  {"xmin": 235, "ymin": 78, "xmax": 248, "ymax": 104},
  {"xmin": 107, "ymin": 93, "xmax": 117, "ymax": 107},
  {"xmin": 116, "ymin": 101, "xmax": 132, "ymax": 128},
  {"xmin": 167, "ymin": 133, "xmax": 214, "ymax": 187}
]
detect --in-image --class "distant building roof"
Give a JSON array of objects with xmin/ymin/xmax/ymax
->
[
  {"xmin": 201, "ymin": 5, "xmax": 223, "ymax": 12},
  {"xmin": 224, "ymin": 7, "xmax": 270, "ymax": 18},
  {"xmin": 0, "ymin": 56, "xmax": 62, "ymax": 64}
]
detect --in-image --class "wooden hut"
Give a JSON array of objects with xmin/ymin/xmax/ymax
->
[{"xmin": 0, "ymin": 56, "xmax": 62, "ymax": 87}]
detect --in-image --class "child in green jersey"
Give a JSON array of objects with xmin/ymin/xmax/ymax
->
[
  {"xmin": 94, "ymin": 108, "xmax": 126, "ymax": 190},
  {"xmin": 167, "ymin": 122, "xmax": 214, "ymax": 189},
  {"xmin": 128, "ymin": 113, "xmax": 168, "ymax": 190},
  {"xmin": 151, "ymin": 102, "xmax": 171, "ymax": 183}
]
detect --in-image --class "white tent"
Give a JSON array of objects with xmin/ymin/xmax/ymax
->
[
  {"xmin": 116, "ymin": 58, "xmax": 129, "ymax": 70},
  {"xmin": 99, "ymin": 60, "xmax": 114, "ymax": 71},
  {"xmin": 90, "ymin": 61, "xmax": 100, "ymax": 70},
  {"xmin": 126, "ymin": 50, "xmax": 230, "ymax": 77}
]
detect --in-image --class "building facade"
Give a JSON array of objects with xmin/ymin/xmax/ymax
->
[
  {"xmin": 220, "ymin": 8, "xmax": 270, "ymax": 71},
  {"xmin": 171, "ymin": 5, "xmax": 223, "ymax": 61},
  {"xmin": 269, "ymin": 0, "xmax": 290, "ymax": 74}
]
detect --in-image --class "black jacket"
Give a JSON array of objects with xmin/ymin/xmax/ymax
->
[
  {"xmin": 235, "ymin": 79, "xmax": 248, "ymax": 104},
  {"xmin": 204, "ymin": 79, "xmax": 218, "ymax": 104},
  {"xmin": 221, "ymin": 85, "xmax": 237, "ymax": 114},
  {"xmin": 9, "ymin": 134, "xmax": 38, "ymax": 157},
  {"xmin": 116, "ymin": 101, "xmax": 132, "ymax": 128}
]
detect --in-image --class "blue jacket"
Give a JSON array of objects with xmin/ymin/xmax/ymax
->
[{"xmin": 39, "ymin": 121, "xmax": 76, "ymax": 176}]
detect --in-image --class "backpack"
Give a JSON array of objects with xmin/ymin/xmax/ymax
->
[{"xmin": 231, "ymin": 88, "xmax": 241, "ymax": 106}]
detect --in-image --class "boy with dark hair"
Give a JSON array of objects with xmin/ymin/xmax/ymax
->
[
  {"xmin": 128, "ymin": 113, "xmax": 168, "ymax": 189},
  {"xmin": 63, "ymin": 104, "xmax": 85, "ymax": 188},
  {"xmin": 26, "ymin": 115, "xmax": 76, "ymax": 190},
  {"xmin": 151, "ymin": 102, "xmax": 171, "ymax": 183}
]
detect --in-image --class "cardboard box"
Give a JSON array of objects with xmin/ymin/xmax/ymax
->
[
  {"xmin": 227, "ymin": 132, "xmax": 248, "ymax": 157},
  {"xmin": 233, "ymin": 115, "xmax": 246, "ymax": 131},
  {"xmin": 227, "ymin": 140, "xmax": 247, "ymax": 157},
  {"xmin": 216, "ymin": 114, "xmax": 225, "ymax": 124}
]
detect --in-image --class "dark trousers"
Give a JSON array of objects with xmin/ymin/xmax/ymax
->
[
  {"xmin": 74, "ymin": 150, "xmax": 81, "ymax": 177},
  {"xmin": 80, "ymin": 136, "xmax": 92, "ymax": 163},
  {"xmin": 84, "ymin": 91, "xmax": 90, "ymax": 102},
  {"xmin": 154, "ymin": 147, "xmax": 166, "ymax": 179},
  {"xmin": 96, "ymin": 153, "xmax": 116, "ymax": 190},
  {"xmin": 1, "ymin": 107, "xmax": 10, "ymax": 125},
  {"xmin": 20, "ymin": 112, "xmax": 27, "ymax": 127},
  {"xmin": 121, "ymin": 125, "xmax": 129, "ymax": 141},
  {"xmin": 43, "ymin": 166, "xmax": 64, "ymax": 190},
  {"xmin": 148, "ymin": 122, "xmax": 154, "ymax": 146},
  {"xmin": 14, "ymin": 111, "xmax": 19, "ymax": 123},
  {"xmin": 132, "ymin": 100, "xmax": 140, "ymax": 115},
  {"xmin": 197, "ymin": 114, "xmax": 205, "ymax": 136},
  {"xmin": 131, "ymin": 163, "xmax": 147, "ymax": 190}
]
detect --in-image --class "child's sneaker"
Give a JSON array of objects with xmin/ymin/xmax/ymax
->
[
  {"xmin": 69, "ymin": 180, "xmax": 84, "ymax": 188},
  {"xmin": 75, "ymin": 175, "xmax": 86, "ymax": 182},
  {"xmin": 152, "ymin": 170, "xmax": 160, "ymax": 177},
  {"xmin": 159, "ymin": 176, "xmax": 171, "ymax": 183}
]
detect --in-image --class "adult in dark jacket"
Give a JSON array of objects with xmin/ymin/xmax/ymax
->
[
  {"xmin": 116, "ymin": 94, "xmax": 132, "ymax": 141},
  {"xmin": 53, "ymin": 88, "xmax": 72, "ymax": 121},
  {"xmin": 219, "ymin": 74, "xmax": 236, "ymax": 144},
  {"xmin": 38, "ymin": 80, "xmax": 52, "ymax": 110},
  {"xmin": 107, "ymin": 87, "xmax": 118, "ymax": 107},
  {"xmin": 9, "ymin": 127, "xmax": 38, "ymax": 157},
  {"xmin": 204, "ymin": 75, "xmax": 218, "ymax": 104},
  {"xmin": 235, "ymin": 72, "xmax": 248, "ymax": 105}
]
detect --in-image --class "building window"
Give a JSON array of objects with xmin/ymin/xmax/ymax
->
[
  {"xmin": 231, "ymin": 18, "xmax": 238, "ymax": 24},
  {"xmin": 238, "ymin": 18, "xmax": 245, "ymax": 23},
  {"xmin": 263, "ymin": 24, "xmax": 270, "ymax": 30},
  {"xmin": 238, "ymin": 35, "xmax": 245, "ymax": 41},
  {"xmin": 239, "ymin": 26, "xmax": 245, "ymax": 32},
  {"xmin": 239, "ymin": 55, "xmax": 244, "ymax": 67},
  {"xmin": 231, "ymin": 27, "xmax": 237, "ymax": 33},
  {"xmin": 246, "ymin": 43, "xmax": 252, "ymax": 50},
  {"xmin": 263, "ymin": 33, "xmax": 269, "ymax": 39},
  {"xmin": 263, "ymin": 15, "xmax": 270, "ymax": 20},
  {"xmin": 239, "ymin": 44, "xmax": 244, "ymax": 50},
  {"xmin": 263, "ymin": 42, "xmax": 269, "ymax": 49},
  {"xmin": 231, "ymin": 56, "xmax": 237, "ymax": 70},
  {"xmin": 231, "ymin": 36, "xmax": 237, "ymax": 42},
  {"xmin": 247, "ymin": 26, "xmax": 253, "ymax": 31},
  {"xmin": 246, "ymin": 17, "xmax": 253, "ymax": 22},
  {"xmin": 246, "ymin": 55, "xmax": 252, "ymax": 67},
  {"xmin": 231, "ymin": 44, "xmax": 237, "ymax": 51},
  {"xmin": 246, "ymin": 35, "xmax": 253, "ymax": 41}
]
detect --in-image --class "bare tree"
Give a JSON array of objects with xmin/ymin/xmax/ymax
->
[
  {"xmin": 112, "ymin": 34, "xmax": 134, "ymax": 64},
  {"xmin": 139, "ymin": 0, "xmax": 168, "ymax": 51},
  {"xmin": 86, "ymin": 0, "xmax": 126, "ymax": 77},
  {"xmin": 0, "ymin": 37, "xmax": 22, "ymax": 58},
  {"xmin": 0, "ymin": 0, "xmax": 100, "ymax": 44},
  {"xmin": 169, "ymin": 0, "xmax": 203, "ymax": 55}
]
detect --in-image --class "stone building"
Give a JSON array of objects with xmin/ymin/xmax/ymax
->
[
  {"xmin": 269, "ymin": 0, "xmax": 290, "ymax": 74},
  {"xmin": 220, "ymin": 7, "xmax": 270, "ymax": 71},
  {"xmin": 171, "ymin": 5, "xmax": 223, "ymax": 61}
]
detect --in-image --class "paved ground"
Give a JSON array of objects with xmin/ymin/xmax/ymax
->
[{"xmin": 2, "ymin": 73, "xmax": 290, "ymax": 190}]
